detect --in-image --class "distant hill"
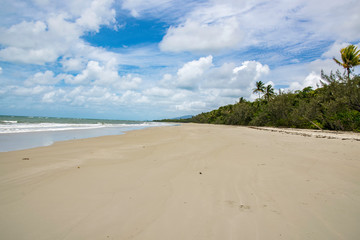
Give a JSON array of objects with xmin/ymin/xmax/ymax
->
[
  {"xmin": 154, "ymin": 115, "xmax": 193, "ymax": 123},
  {"xmin": 171, "ymin": 115, "xmax": 193, "ymax": 120}
]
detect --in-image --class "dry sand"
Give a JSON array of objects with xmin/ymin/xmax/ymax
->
[{"xmin": 0, "ymin": 123, "xmax": 359, "ymax": 239}]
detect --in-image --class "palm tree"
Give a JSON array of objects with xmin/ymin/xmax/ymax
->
[
  {"xmin": 333, "ymin": 44, "xmax": 360, "ymax": 79},
  {"xmin": 238, "ymin": 97, "xmax": 247, "ymax": 103},
  {"xmin": 253, "ymin": 81, "xmax": 265, "ymax": 99},
  {"xmin": 264, "ymin": 84, "xmax": 275, "ymax": 101}
]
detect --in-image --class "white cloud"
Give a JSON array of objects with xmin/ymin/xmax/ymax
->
[
  {"xmin": 0, "ymin": 66, "xmax": 2, "ymax": 74},
  {"xmin": 71, "ymin": 61, "xmax": 105, "ymax": 85},
  {"xmin": 151, "ymin": 57, "xmax": 271, "ymax": 107},
  {"xmin": 203, "ymin": 60, "xmax": 270, "ymax": 99},
  {"xmin": 0, "ymin": 45, "xmax": 59, "ymax": 65},
  {"xmin": 64, "ymin": 60, "xmax": 142, "ymax": 90},
  {"xmin": 175, "ymin": 101, "xmax": 206, "ymax": 111},
  {"xmin": 232, "ymin": 61, "xmax": 270, "ymax": 86},
  {"xmin": 160, "ymin": 16, "xmax": 242, "ymax": 53},
  {"xmin": 25, "ymin": 71, "xmax": 59, "ymax": 86},
  {"xmin": 121, "ymin": 0, "xmax": 182, "ymax": 18},
  {"xmin": 41, "ymin": 92, "xmax": 55, "ymax": 103},
  {"xmin": 118, "ymin": 74, "xmax": 142, "ymax": 90},
  {"xmin": 139, "ymin": 57, "xmax": 270, "ymax": 114},
  {"xmin": 0, "ymin": 15, "xmax": 81, "ymax": 64},
  {"xmin": 121, "ymin": 90, "xmax": 149, "ymax": 104},
  {"xmin": 321, "ymin": 42, "xmax": 351, "ymax": 59},
  {"xmin": 143, "ymin": 87, "xmax": 173, "ymax": 97},
  {"xmin": 289, "ymin": 72, "xmax": 321, "ymax": 91},
  {"xmin": 0, "ymin": 0, "xmax": 117, "ymax": 65},
  {"xmin": 36, "ymin": 85, "xmax": 149, "ymax": 107},
  {"xmin": 160, "ymin": 0, "xmax": 360, "ymax": 53},
  {"xmin": 76, "ymin": 0, "xmax": 115, "ymax": 32},
  {"xmin": 13, "ymin": 85, "xmax": 53, "ymax": 96},
  {"xmin": 67, "ymin": 60, "xmax": 116, "ymax": 85},
  {"xmin": 61, "ymin": 57, "xmax": 86, "ymax": 72},
  {"xmin": 176, "ymin": 55, "xmax": 213, "ymax": 89}
]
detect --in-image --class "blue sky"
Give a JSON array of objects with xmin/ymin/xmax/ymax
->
[{"xmin": 0, "ymin": 0, "xmax": 359, "ymax": 120}]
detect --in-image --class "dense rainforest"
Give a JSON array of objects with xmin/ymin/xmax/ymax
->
[{"xmin": 159, "ymin": 45, "xmax": 360, "ymax": 131}]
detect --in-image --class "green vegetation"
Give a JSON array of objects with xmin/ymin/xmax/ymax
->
[
  {"xmin": 253, "ymin": 81, "xmax": 265, "ymax": 99},
  {"xmin": 333, "ymin": 44, "xmax": 360, "ymax": 79},
  {"xmin": 190, "ymin": 71, "xmax": 360, "ymax": 131}
]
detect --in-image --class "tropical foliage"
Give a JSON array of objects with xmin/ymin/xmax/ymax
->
[
  {"xmin": 189, "ymin": 71, "xmax": 360, "ymax": 131},
  {"xmin": 333, "ymin": 44, "xmax": 360, "ymax": 78},
  {"xmin": 253, "ymin": 81, "xmax": 265, "ymax": 99},
  {"xmin": 264, "ymin": 84, "xmax": 275, "ymax": 101}
]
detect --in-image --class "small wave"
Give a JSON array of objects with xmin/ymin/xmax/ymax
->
[
  {"xmin": 0, "ymin": 123, "xmax": 105, "ymax": 134},
  {"xmin": 0, "ymin": 122, "xmax": 172, "ymax": 134},
  {"xmin": 1, "ymin": 120, "xmax": 18, "ymax": 124}
]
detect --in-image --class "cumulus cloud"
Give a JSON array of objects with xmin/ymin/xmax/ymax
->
[
  {"xmin": 232, "ymin": 61, "xmax": 270, "ymax": 87},
  {"xmin": 202, "ymin": 60, "xmax": 270, "ymax": 98},
  {"xmin": 69, "ymin": 61, "xmax": 106, "ymax": 85},
  {"xmin": 289, "ymin": 72, "xmax": 322, "ymax": 91},
  {"xmin": 76, "ymin": 0, "xmax": 115, "ymax": 32},
  {"xmin": 0, "ymin": 0, "xmax": 116, "ymax": 65},
  {"xmin": 157, "ymin": 56, "xmax": 269, "ymax": 99},
  {"xmin": 25, "ymin": 71, "xmax": 61, "ymax": 86},
  {"xmin": 140, "ymin": 56, "xmax": 270, "ymax": 114},
  {"xmin": 176, "ymin": 55, "xmax": 213, "ymax": 89},
  {"xmin": 119, "ymin": 75, "xmax": 142, "ymax": 90},
  {"xmin": 38, "ymin": 85, "xmax": 148, "ymax": 108},
  {"xmin": 0, "ymin": 16, "xmax": 79, "ymax": 64},
  {"xmin": 61, "ymin": 57, "xmax": 86, "ymax": 72},
  {"xmin": 42, "ymin": 89, "xmax": 66, "ymax": 103},
  {"xmin": 64, "ymin": 60, "xmax": 142, "ymax": 90}
]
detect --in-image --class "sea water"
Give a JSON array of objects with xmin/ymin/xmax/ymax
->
[{"xmin": 0, "ymin": 115, "xmax": 171, "ymax": 152}]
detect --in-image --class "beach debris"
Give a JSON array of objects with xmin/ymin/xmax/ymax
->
[
  {"xmin": 199, "ymin": 172, "xmax": 202, "ymax": 175},
  {"xmin": 239, "ymin": 204, "xmax": 251, "ymax": 210},
  {"xmin": 22, "ymin": 157, "xmax": 30, "ymax": 160},
  {"xmin": 77, "ymin": 166, "xmax": 80, "ymax": 169}
]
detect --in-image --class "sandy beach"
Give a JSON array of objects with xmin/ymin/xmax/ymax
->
[{"xmin": 0, "ymin": 123, "xmax": 359, "ymax": 240}]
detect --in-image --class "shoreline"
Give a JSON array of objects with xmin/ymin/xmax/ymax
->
[
  {"xmin": 1, "ymin": 123, "xmax": 359, "ymax": 239},
  {"xmin": 0, "ymin": 123, "xmax": 173, "ymax": 152}
]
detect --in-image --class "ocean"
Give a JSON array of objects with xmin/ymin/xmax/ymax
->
[{"xmin": 0, "ymin": 115, "xmax": 172, "ymax": 152}]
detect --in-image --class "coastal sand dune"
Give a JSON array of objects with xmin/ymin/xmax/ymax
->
[{"xmin": 0, "ymin": 124, "xmax": 359, "ymax": 239}]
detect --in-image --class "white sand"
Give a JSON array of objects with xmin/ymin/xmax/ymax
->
[{"xmin": 0, "ymin": 124, "xmax": 359, "ymax": 239}]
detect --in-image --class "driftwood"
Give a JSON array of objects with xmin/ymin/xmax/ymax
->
[{"xmin": 303, "ymin": 116, "xmax": 323, "ymax": 130}]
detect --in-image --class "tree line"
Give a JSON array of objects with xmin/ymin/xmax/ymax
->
[{"xmin": 166, "ymin": 45, "xmax": 360, "ymax": 132}]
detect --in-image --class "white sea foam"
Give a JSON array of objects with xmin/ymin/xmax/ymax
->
[
  {"xmin": 0, "ymin": 122, "xmax": 168, "ymax": 134},
  {"xmin": 0, "ymin": 123, "xmax": 103, "ymax": 134},
  {"xmin": 2, "ymin": 120, "xmax": 18, "ymax": 124}
]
